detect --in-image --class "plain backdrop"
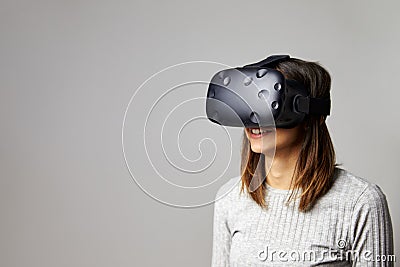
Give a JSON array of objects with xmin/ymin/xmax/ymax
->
[{"xmin": 0, "ymin": 0, "xmax": 398, "ymax": 266}]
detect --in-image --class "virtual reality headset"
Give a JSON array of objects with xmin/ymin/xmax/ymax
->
[{"xmin": 205, "ymin": 55, "xmax": 331, "ymax": 128}]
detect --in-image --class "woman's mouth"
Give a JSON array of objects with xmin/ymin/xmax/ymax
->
[{"xmin": 247, "ymin": 128, "xmax": 273, "ymax": 139}]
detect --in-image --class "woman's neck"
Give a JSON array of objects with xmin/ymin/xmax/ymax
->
[{"xmin": 264, "ymin": 144, "xmax": 302, "ymax": 190}]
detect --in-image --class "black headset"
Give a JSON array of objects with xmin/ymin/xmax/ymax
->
[{"xmin": 206, "ymin": 55, "xmax": 330, "ymax": 128}]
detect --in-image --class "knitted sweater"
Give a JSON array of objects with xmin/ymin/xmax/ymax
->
[{"xmin": 211, "ymin": 168, "xmax": 394, "ymax": 266}]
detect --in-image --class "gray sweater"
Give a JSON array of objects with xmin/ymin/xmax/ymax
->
[{"xmin": 211, "ymin": 168, "xmax": 394, "ymax": 266}]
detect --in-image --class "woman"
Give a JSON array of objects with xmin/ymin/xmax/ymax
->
[{"xmin": 211, "ymin": 57, "xmax": 394, "ymax": 266}]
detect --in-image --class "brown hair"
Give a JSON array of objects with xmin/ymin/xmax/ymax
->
[{"xmin": 240, "ymin": 58, "xmax": 336, "ymax": 212}]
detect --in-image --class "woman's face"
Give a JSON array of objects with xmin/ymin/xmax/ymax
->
[{"xmin": 245, "ymin": 125, "xmax": 305, "ymax": 155}]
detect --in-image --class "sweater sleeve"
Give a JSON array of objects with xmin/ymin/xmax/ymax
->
[
  {"xmin": 350, "ymin": 183, "xmax": 394, "ymax": 266},
  {"xmin": 211, "ymin": 186, "xmax": 232, "ymax": 267}
]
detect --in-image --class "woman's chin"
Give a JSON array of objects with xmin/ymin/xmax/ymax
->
[
  {"xmin": 249, "ymin": 141, "xmax": 275, "ymax": 155},
  {"xmin": 250, "ymin": 146, "xmax": 262, "ymax": 154},
  {"xmin": 250, "ymin": 145, "xmax": 269, "ymax": 154}
]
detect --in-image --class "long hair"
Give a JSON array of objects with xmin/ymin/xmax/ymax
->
[{"xmin": 240, "ymin": 58, "xmax": 336, "ymax": 212}]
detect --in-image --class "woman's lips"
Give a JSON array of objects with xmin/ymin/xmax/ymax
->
[{"xmin": 246, "ymin": 128, "xmax": 273, "ymax": 139}]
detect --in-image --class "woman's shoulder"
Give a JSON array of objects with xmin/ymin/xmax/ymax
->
[
  {"xmin": 215, "ymin": 176, "xmax": 242, "ymax": 202},
  {"xmin": 332, "ymin": 167, "xmax": 384, "ymax": 192},
  {"xmin": 324, "ymin": 167, "xmax": 389, "ymax": 209}
]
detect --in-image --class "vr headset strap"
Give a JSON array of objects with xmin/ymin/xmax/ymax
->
[
  {"xmin": 295, "ymin": 96, "xmax": 331, "ymax": 116},
  {"xmin": 243, "ymin": 55, "xmax": 291, "ymax": 68}
]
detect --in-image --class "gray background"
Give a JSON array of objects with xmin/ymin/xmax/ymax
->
[{"xmin": 0, "ymin": 0, "xmax": 399, "ymax": 266}]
